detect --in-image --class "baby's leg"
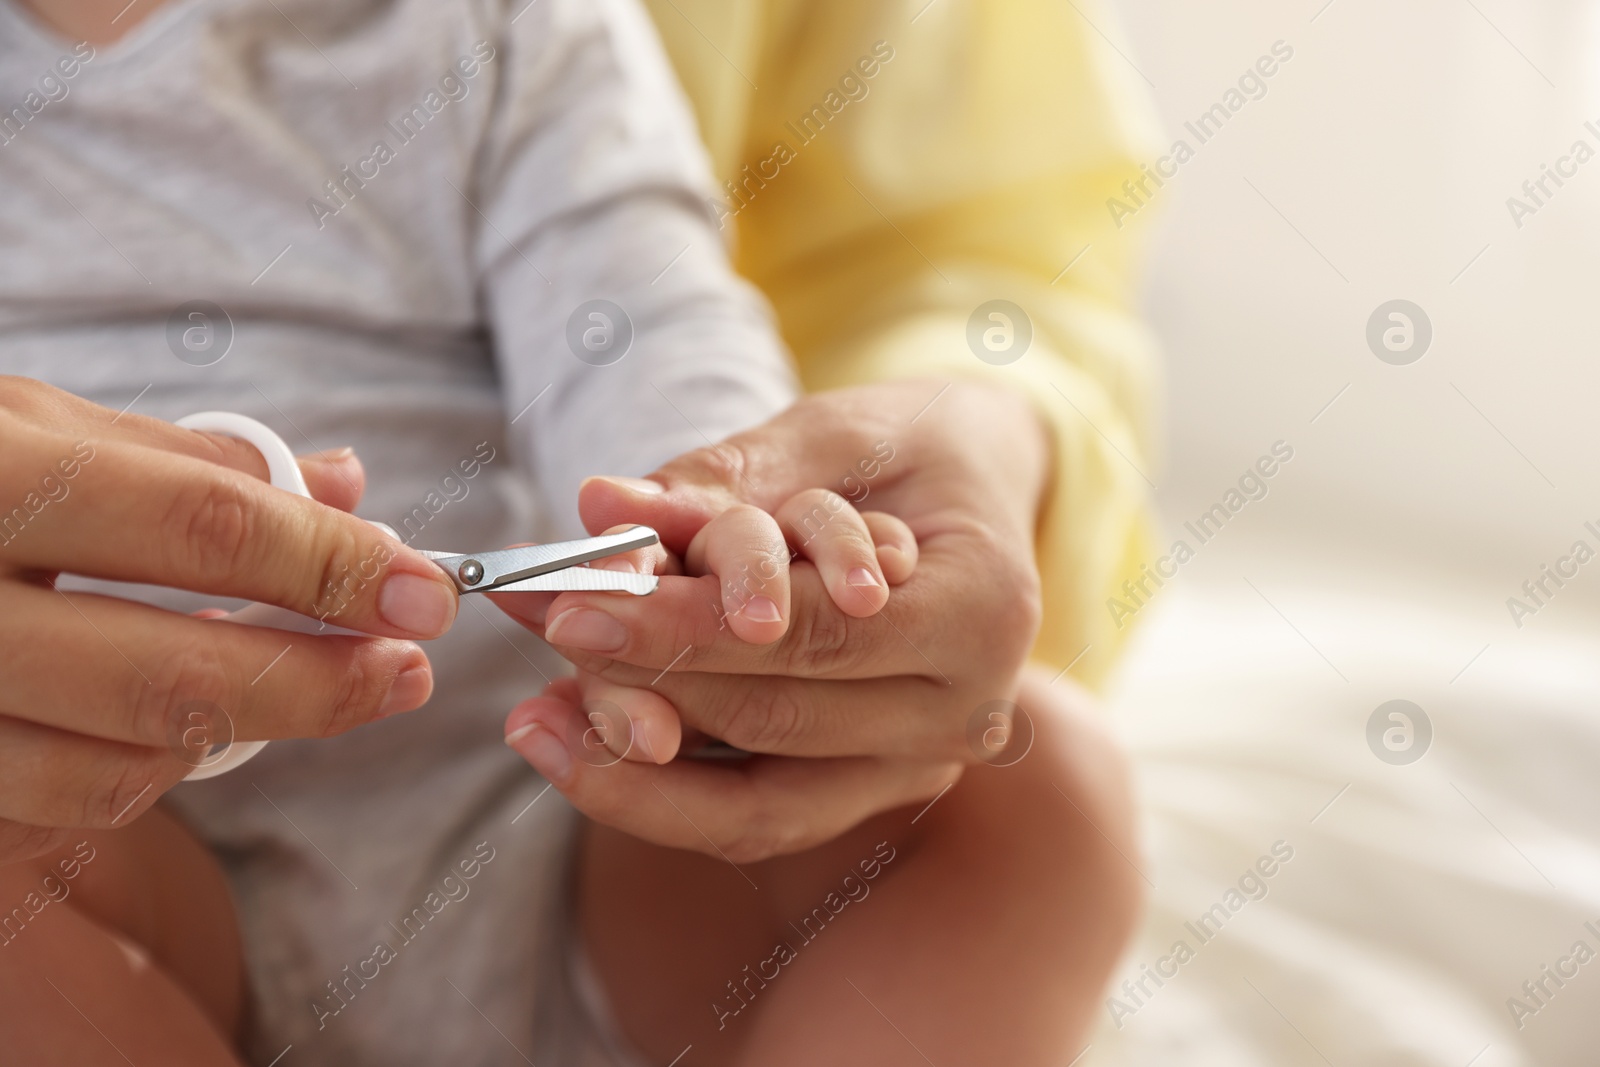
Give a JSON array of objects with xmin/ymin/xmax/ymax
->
[
  {"xmin": 0, "ymin": 804, "xmax": 247, "ymax": 1065},
  {"xmin": 579, "ymin": 664, "xmax": 1144, "ymax": 1065},
  {"xmin": 732, "ymin": 666, "xmax": 1142, "ymax": 1064}
]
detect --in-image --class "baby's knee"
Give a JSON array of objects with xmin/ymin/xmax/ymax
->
[
  {"xmin": 951, "ymin": 665, "xmax": 1145, "ymax": 924},
  {"xmin": 1018, "ymin": 665, "xmax": 1138, "ymax": 834}
]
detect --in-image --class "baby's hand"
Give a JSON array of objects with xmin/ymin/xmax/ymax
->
[{"xmin": 685, "ymin": 488, "xmax": 917, "ymax": 644}]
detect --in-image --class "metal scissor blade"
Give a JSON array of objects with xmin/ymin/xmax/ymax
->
[
  {"xmin": 425, "ymin": 525, "xmax": 660, "ymax": 593},
  {"xmin": 493, "ymin": 569, "xmax": 659, "ymax": 595}
]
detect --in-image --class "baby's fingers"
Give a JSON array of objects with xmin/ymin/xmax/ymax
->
[
  {"xmin": 864, "ymin": 511, "xmax": 918, "ymax": 585},
  {"xmin": 684, "ymin": 504, "xmax": 790, "ymax": 644},
  {"xmin": 776, "ymin": 490, "xmax": 887, "ymax": 618}
]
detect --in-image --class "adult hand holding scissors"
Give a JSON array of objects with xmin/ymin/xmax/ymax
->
[{"xmin": 0, "ymin": 378, "xmax": 459, "ymax": 866}]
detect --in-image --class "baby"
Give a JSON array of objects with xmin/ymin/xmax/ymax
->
[{"xmin": 0, "ymin": 0, "xmax": 912, "ymax": 1062}]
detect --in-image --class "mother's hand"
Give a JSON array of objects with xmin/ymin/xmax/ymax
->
[
  {"xmin": 498, "ymin": 379, "xmax": 1053, "ymax": 861},
  {"xmin": 0, "ymin": 378, "xmax": 456, "ymax": 865}
]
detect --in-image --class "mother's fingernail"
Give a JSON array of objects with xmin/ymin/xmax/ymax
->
[
  {"xmin": 379, "ymin": 664, "xmax": 433, "ymax": 717},
  {"xmin": 302, "ymin": 446, "xmax": 361, "ymax": 476},
  {"xmin": 545, "ymin": 608, "xmax": 627, "ymax": 652},
  {"xmin": 379, "ymin": 572, "xmax": 457, "ymax": 636},
  {"xmin": 742, "ymin": 596, "xmax": 781, "ymax": 622},
  {"xmin": 506, "ymin": 722, "xmax": 573, "ymax": 783},
  {"xmin": 591, "ymin": 475, "xmax": 664, "ymax": 495}
]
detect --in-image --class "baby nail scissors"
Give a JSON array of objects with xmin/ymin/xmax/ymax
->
[
  {"xmin": 418, "ymin": 527, "xmax": 659, "ymax": 597},
  {"xmin": 173, "ymin": 411, "xmax": 657, "ymax": 780}
]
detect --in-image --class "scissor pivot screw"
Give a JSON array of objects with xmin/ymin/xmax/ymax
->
[{"xmin": 458, "ymin": 560, "xmax": 485, "ymax": 586}]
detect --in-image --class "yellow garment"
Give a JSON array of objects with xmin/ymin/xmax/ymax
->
[{"xmin": 646, "ymin": 0, "xmax": 1163, "ymax": 686}]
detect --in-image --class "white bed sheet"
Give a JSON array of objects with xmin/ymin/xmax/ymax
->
[{"xmin": 1087, "ymin": 576, "xmax": 1600, "ymax": 1066}]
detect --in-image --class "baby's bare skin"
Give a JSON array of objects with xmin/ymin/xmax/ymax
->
[
  {"xmin": 0, "ymin": 806, "xmax": 247, "ymax": 1065},
  {"xmin": 580, "ymin": 666, "xmax": 1140, "ymax": 1067}
]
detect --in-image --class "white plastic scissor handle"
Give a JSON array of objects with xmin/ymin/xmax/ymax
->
[{"xmin": 174, "ymin": 412, "xmax": 382, "ymax": 780}]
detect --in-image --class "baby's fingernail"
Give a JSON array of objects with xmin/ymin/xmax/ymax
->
[
  {"xmin": 379, "ymin": 572, "xmax": 457, "ymax": 636},
  {"xmin": 506, "ymin": 722, "xmax": 573, "ymax": 783},
  {"xmin": 597, "ymin": 558, "xmax": 637, "ymax": 573},
  {"xmin": 847, "ymin": 567, "xmax": 880, "ymax": 588},
  {"xmin": 742, "ymin": 596, "xmax": 782, "ymax": 622},
  {"xmin": 379, "ymin": 663, "xmax": 433, "ymax": 717},
  {"xmin": 592, "ymin": 475, "xmax": 664, "ymax": 495},
  {"xmin": 545, "ymin": 608, "xmax": 628, "ymax": 652}
]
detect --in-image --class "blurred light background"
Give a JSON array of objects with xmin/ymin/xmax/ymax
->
[{"xmin": 1089, "ymin": 1, "xmax": 1600, "ymax": 1063}]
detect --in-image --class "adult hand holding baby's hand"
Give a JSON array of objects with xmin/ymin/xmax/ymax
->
[
  {"xmin": 0, "ymin": 378, "xmax": 457, "ymax": 865},
  {"xmin": 498, "ymin": 380, "xmax": 1052, "ymax": 862}
]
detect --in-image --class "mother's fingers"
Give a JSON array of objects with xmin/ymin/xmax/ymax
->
[
  {"xmin": 537, "ymin": 567, "xmax": 938, "ymax": 681},
  {"xmin": 295, "ymin": 448, "xmax": 367, "ymax": 512},
  {"xmin": 554, "ymin": 530, "xmax": 1027, "ymax": 692},
  {"xmin": 3, "ymin": 382, "xmax": 284, "ymax": 481},
  {"xmin": 504, "ymin": 694, "xmax": 961, "ymax": 864},
  {"xmin": 621, "ymin": 669, "xmax": 962, "ymax": 759},
  {"xmin": 0, "ymin": 435, "xmax": 457, "ymax": 640},
  {"xmin": 0, "ymin": 586, "xmax": 433, "ymax": 748},
  {"xmin": 572, "ymin": 671, "xmax": 681, "ymax": 765},
  {"xmin": 120, "ymin": 422, "xmax": 365, "ymax": 512},
  {"xmin": 0, "ymin": 818, "xmax": 76, "ymax": 867},
  {"xmin": 574, "ymin": 387, "xmax": 918, "ymax": 551},
  {"xmin": 0, "ymin": 714, "xmax": 180, "ymax": 829},
  {"xmin": 0, "ymin": 380, "xmax": 365, "ymax": 511}
]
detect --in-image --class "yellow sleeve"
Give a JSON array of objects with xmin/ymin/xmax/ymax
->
[{"xmin": 653, "ymin": 0, "xmax": 1164, "ymax": 687}]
